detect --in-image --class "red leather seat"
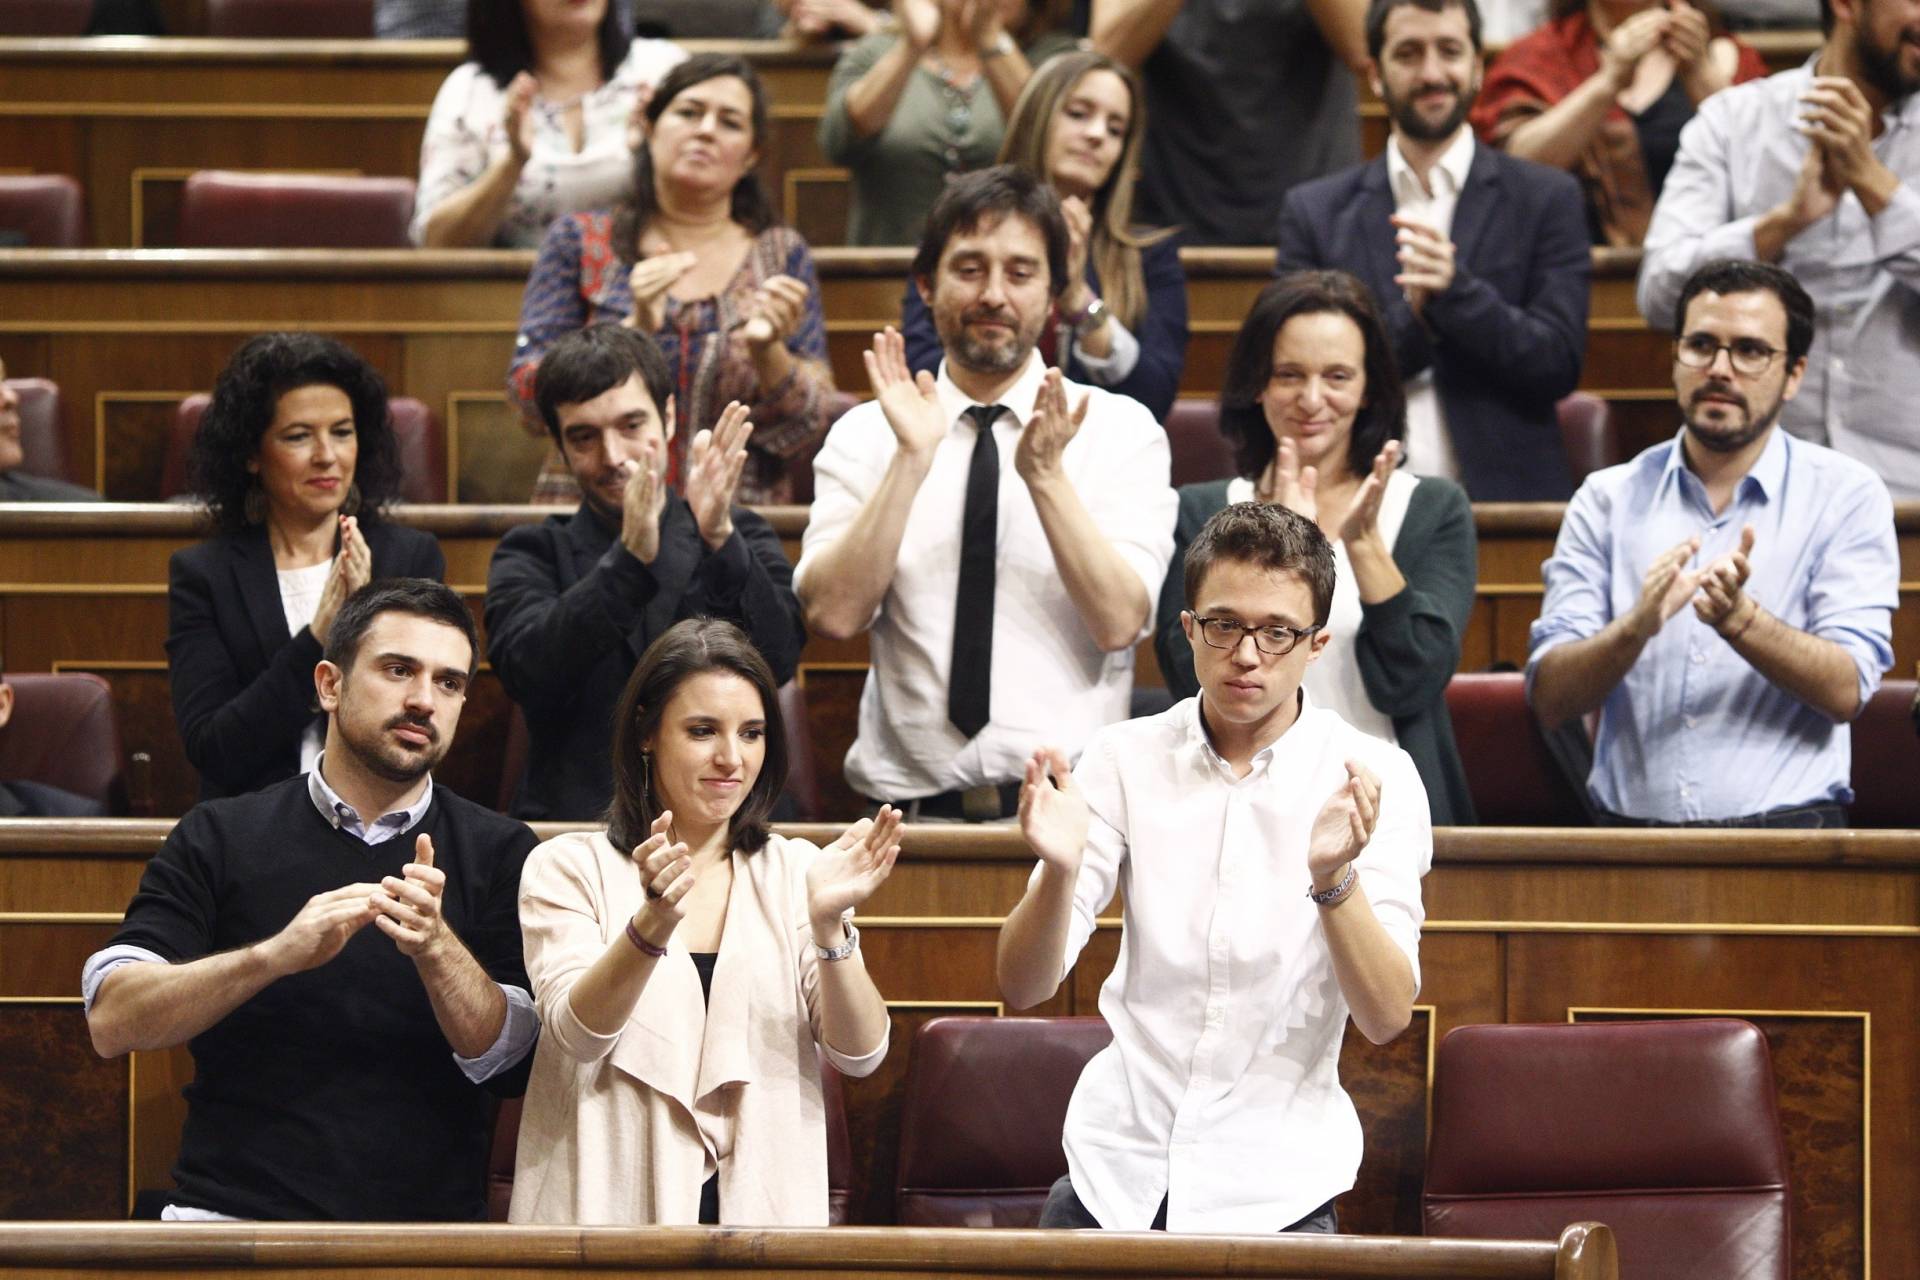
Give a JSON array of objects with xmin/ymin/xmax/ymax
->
[
  {"xmin": 163, "ymin": 392, "xmax": 447, "ymax": 504},
  {"xmin": 1848, "ymin": 678, "xmax": 1919, "ymax": 827},
  {"xmin": 1424, "ymin": 1018, "xmax": 1790, "ymax": 1280},
  {"xmin": 0, "ymin": 672, "xmax": 125, "ymax": 810},
  {"xmin": 1556, "ymin": 392, "xmax": 1618, "ymax": 488},
  {"xmin": 204, "ymin": 0, "xmax": 372, "ymax": 36},
  {"xmin": 176, "ymin": 171, "xmax": 413, "ymax": 249},
  {"xmin": 779, "ymin": 681, "xmax": 821, "ymax": 821},
  {"xmin": 485, "ymin": 1049, "xmax": 855, "ymax": 1222},
  {"xmin": 1163, "ymin": 397, "xmax": 1236, "ymax": 488},
  {"xmin": 1445, "ymin": 672, "xmax": 1592, "ymax": 824},
  {"xmin": 4, "ymin": 376, "xmax": 78, "ymax": 484},
  {"xmin": 895, "ymin": 1015, "xmax": 1111, "ymax": 1227},
  {"xmin": 0, "ymin": 175, "xmax": 85, "ymax": 246}
]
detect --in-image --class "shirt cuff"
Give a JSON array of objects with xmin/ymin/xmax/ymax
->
[
  {"xmin": 1073, "ymin": 320, "xmax": 1140, "ymax": 385},
  {"xmin": 1870, "ymin": 180, "xmax": 1920, "ymax": 263},
  {"xmin": 81, "ymin": 944, "xmax": 168, "ymax": 1014},
  {"xmin": 453, "ymin": 983, "xmax": 540, "ymax": 1083}
]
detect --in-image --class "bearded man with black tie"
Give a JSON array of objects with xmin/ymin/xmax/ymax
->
[{"xmin": 797, "ymin": 166, "xmax": 1177, "ymax": 822}]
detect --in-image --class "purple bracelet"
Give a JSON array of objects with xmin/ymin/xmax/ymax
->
[{"xmin": 625, "ymin": 918, "xmax": 668, "ymax": 958}]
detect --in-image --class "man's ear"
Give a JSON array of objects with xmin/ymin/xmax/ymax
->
[
  {"xmin": 662, "ymin": 394, "xmax": 676, "ymax": 444},
  {"xmin": 0, "ymin": 682, "xmax": 13, "ymax": 731},
  {"xmin": 1305, "ymin": 627, "xmax": 1333, "ymax": 665},
  {"xmin": 314, "ymin": 660, "xmax": 344, "ymax": 714},
  {"xmin": 1367, "ymin": 58, "xmax": 1384, "ymax": 101},
  {"xmin": 913, "ymin": 274, "xmax": 936, "ymax": 307}
]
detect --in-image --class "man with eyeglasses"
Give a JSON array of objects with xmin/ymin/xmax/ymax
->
[
  {"xmin": 1531, "ymin": 258, "xmax": 1897, "ymax": 826},
  {"xmin": 997, "ymin": 500, "xmax": 1431, "ymax": 1233}
]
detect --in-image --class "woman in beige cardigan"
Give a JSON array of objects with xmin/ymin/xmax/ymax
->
[{"xmin": 509, "ymin": 618, "xmax": 898, "ymax": 1225}]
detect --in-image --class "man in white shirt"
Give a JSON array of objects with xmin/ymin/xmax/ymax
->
[
  {"xmin": 998, "ymin": 501, "xmax": 1432, "ymax": 1232},
  {"xmin": 795, "ymin": 166, "xmax": 1176, "ymax": 820},
  {"xmin": 1276, "ymin": 0, "xmax": 1591, "ymax": 501}
]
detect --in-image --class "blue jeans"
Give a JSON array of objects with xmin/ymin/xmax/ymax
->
[{"xmin": 1037, "ymin": 1173, "xmax": 1339, "ymax": 1233}]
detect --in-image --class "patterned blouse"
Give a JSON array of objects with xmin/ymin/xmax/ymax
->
[
  {"xmin": 410, "ymin": 40, "xmax": 687, "ymax": 250},
  {"xmin": 509, "ymin": 210, "xmax": 835, "ymax": 504}
]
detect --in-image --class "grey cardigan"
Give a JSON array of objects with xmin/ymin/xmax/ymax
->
[{"xmin": 1154, "ymin": 474, "xmax": 1478, "ymax": 826}]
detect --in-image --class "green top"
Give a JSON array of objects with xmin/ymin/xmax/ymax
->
[{"xmin": 819, "ymin": 30, "xmax": 1081, "ymax": 247}]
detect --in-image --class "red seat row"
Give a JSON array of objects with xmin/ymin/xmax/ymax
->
[
  {"xmin": 0, "ymin": 172, "xmax": 414, "ymax": 249},
  {"xmin": 0, "ymin": 0, "xmax": 372, "ymax": 36}
]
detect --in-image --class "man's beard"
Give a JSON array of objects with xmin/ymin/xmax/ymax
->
[
  {"xmin": 340, "ymin": 710, "xmax": 447, "ymax": 783},
  {"xmin": 1385, "ymin": 78, "xmax": 1477, "ymax": 143},
  {"xmin": 945, "ymin": 307, "xmax": 1042, "ymax": 375},
  {"xmin": 1683, "ymin": 381, "xmax": 1789, "ymax": 453},
  {"xmin": 1855, "ymin": 21, "xmax": 1920, "ymax": 102}
]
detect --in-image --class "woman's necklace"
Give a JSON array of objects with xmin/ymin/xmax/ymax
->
[{"xmin": 923, "ymin": 52, "xmax": 979, "ymax": 171}]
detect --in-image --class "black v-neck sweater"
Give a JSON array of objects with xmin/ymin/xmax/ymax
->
[{"xmin": 108, "ymin": 776, "xmax": 537, "ymax": 1220}]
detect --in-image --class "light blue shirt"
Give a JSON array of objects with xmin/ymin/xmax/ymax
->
[
  {"xmin": 1638, "ymin": 59, "xmax": 1920, "ymax": 497},
  {"xmin": 1527, "ymin": 428, "xmax": 1897, "ymax": 822},
  {"xmin": 83, "ymin": 757, "xmax": 538, "ymax": 1084}
]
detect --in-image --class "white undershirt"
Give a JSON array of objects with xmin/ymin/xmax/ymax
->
[
  {"xmin": 1386, "ymin": 130, "xmax": 1475, "ymax": 483},
  {"xmin": 1226, "ymin": 470, "xmax": 1417, "ymax": 744},
  {"xmin": 277, "ymin": 559, "xmax": 333, "ymax": 774}
]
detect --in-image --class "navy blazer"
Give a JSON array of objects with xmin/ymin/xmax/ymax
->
[
  {"xmin": 900, "ymin": 234, "xmax": 1190, "ymax": 421},
  {"xmin": 166, "ymin": 519, "xmax": 447, "ymax": 801},
  {"xmin": 1275, "ymin": 146, "xmax": 1590, "ymax": 501}
]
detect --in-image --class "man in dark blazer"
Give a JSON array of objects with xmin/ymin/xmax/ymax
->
[
  {"xmin": 485, "ymin": 325, "xmax": 804, "ymax": 822},
  {"xmin": 0, "ymin": 360, "xmax": 98, "ymax": 501},
  {"xmin": 0, "ymin": 665, "xmax": 107, "ymax": 817},
  {"xmin": 1275, "ymin": 0, "xmax": 1590, "ymax": 502}
]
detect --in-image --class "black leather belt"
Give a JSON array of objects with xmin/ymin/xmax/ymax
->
[{"xmin": 898, "ymin": 781, "xmax": 1022, "ymax": 823}]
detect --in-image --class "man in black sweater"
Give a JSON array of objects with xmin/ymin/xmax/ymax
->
[
  {"xmin": 486, "ymin": 324, "xmax": 804, "ymax": 821},
  {"xmin": 83, "ymin": 579, "xmax": 539, "ymax": 1221}
]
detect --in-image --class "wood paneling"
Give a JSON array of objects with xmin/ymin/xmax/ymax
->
[{"xmin": 0, "ymin": 1000, "xmax": 129, "ymax": 1220}]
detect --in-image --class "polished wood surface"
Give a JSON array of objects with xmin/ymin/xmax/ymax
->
[
  {"xmin": 0, "ymin": 822, "xmax": 1911, "ymax": 1275},
  {"xmin": 0, "ymin": 1222, "xmax": 1619, "ymax": 1279}
]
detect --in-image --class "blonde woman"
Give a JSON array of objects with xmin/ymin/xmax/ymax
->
[{"xmin": 900, "ymin": 49, "xmax": 1187, "ymax": 419}]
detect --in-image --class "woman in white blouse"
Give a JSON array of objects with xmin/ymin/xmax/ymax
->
[
  {"xmin": 510, "ymin": 618, "xmax": 898, "ymax": 1224},
  {"xmin": 411, "ymin": 0, "xmax": 685, "ymax": 248}
]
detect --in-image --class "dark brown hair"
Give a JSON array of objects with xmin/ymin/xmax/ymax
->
[
  {"xmin": 615, "ymin": 52, "xmax": 776, "ymax": 262},
  {"xmin": 910, "ymin": 164, "xmax": 1070, "ymax": 301},
  {"xmin": 606, "ymin": 617, "xmax": 787, "ymax": 854},
  {"xmin": 1183, "ymin": 501, "xmax": 1337, "ymax": 627}
]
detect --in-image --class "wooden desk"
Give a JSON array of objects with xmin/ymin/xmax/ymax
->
[
  {"xmin": 0, "ymin": 1222, "xmax": 1620, "ymax": 1279},
  {"xmin": 0, "ymin": 246, "xmax": 1668, "ymax": 506},
  {"xmin": 0, "ymin": 822, "xmax": 1906, "ymax": 1275}
]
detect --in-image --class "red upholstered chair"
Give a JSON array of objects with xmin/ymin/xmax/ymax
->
[
  {"xmin": 483, "ymin": 1050, "xmax": 854, "ymax": 1222},
  {"xmin": 779, "ymin": 681, "xmax": 821, "ymax": 821},
  {"xmin": 163, "ymin": 393, "xmax": 447, "ymax": 504},
  {"xmin": 0, "ymin": 0, "xmax": 88, "ymax": 35},
  {"xmin": 1163, "ymin": 398, "xmax": 1236, "ymax": 488},
  {"xmin": 785, "ymin": 390, "xmax": 860, "ymax": 506},
  {"xmin": 176, "ymin": 171, "xmax": 413, "ymax": 249},
  {"xmin": 0, "ymin": 672, "xmax": 126, "ymax": 811},
  {"xmin": 1556, "ymin": 392, "xmax": 1618, "ymax": 488},
  {"xmin": 0, "ymin": 175, "xmax": 86, "ymax": 246},
  {"xmin": 1848, "ymin": 678, "xmax": 1919, "ymax": 827},
  {"xmin": 895, "ymin": 1015, "xmax": 1112, "ymax": 1227},
  {"xmin": 1444, "ymin": 672, "xmax": 1593, "ymax": 824},
  {"xmin": 204, "ymin": 0, "xmax": 373, "ymax": 36},
  {"xmin": 5, "ymin": 376, "xmax": 77, "ymax": 484},
  {"xmin": 1424, "ymin": 1018, "xmax": 1790, "ymax": 1280}
]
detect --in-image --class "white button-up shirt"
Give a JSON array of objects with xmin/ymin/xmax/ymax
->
[
  {"xmin": 796, "ymin": 353, "xmax": 1177, "ymax": 800},
  {"xmin": 1047, "ymin": 692, "xmax": 1431, "ymax": 1231},
  {"xmin": 1387, "ymin": 128, "xmax": 1475, "ymax": 483}
]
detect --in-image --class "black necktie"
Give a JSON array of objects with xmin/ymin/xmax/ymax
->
[{"xmin": 949, "ymin": 404, "xmax": 1002, "ymax": 740}]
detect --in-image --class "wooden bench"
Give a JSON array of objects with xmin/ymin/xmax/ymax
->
[{"xmin": 0, "ymin": 820, "xmax": 1908, "ymax": 1274}]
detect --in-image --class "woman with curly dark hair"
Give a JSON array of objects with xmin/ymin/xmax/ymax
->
[
  {"xmin": 1152, "ymin": 271, "xmax": 1478, "ymax": 825},
  {"xmin": 167, "ymin": 333, "xmax": 446, "ymax": 800}
]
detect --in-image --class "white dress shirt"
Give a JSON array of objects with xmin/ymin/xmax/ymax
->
[
  {"xmin": 1386, "ymin": 128, "xmax": 1475, "ymax": 483},
  {"xmin": 1047, "ymin": 692, "xmax": 1431, "ymax": 1232},
  {"xmin": 1638, "ymin": 60, "xmax": 1920, "ymax": 496},
  {"xmin": 795, "ymin": 353, "xmax": 1176, "ymax": 800}
]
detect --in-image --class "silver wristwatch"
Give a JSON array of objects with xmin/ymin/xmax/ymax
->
[{"xmin": 815, "ymin": 921, "xmax": 860, "ymax": 962}]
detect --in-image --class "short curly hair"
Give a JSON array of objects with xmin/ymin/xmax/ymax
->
[{"xmin": 189, "ymin": 333, "xmax": 401, "ymax": 535}]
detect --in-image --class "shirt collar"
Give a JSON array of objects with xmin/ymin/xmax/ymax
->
[
  {"xmin": 933, "ymin": 350, "xmax": 1049, "ymax": 431},
  {"xmin": 1184, "ymin": 686, "xmax": 1314, "ymax": 778},
  {"xmin": 307, "ymin": 752, "xmax": 435, "ymax": 841},
  {"xmin": 1658, "ymin": 424, "xmax": 1789, "ymax": 506},
  {"xmin": 1386, "ymin": 127, "xmax": 1474, "ymax": 204}
]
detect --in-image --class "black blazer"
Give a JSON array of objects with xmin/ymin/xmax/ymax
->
[
  {"xmin": 484, "ymin": 494, "xmax": 804, "ymax": 822},
  {"xmin": 166, "ymin": 519, "xmax": 446, "ymax": 800},
  {"xmin": 1275, "ymin": 146, "xmax": 1591, "ymax": 501}
]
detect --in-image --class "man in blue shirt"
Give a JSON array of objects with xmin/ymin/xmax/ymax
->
[{"xmin": 1528, "ymin": 259, "xmax": 1897, "ymax": 826}]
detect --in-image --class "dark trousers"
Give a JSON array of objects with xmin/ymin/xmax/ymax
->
[
  {"xmin": 1037, "ymin": 1173, "xmax": 1339, "ymax": 1233},
  {"xmin": 1595, "ymin": 800, "xmax": 1848, "ymax": 829}
]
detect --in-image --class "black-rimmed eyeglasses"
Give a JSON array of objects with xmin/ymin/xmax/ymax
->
[
  {"xmin": 1674, "ymin": 333, "xmax": 1786, "ymax": 377},
  {"xmin": 1192, "ymin": 616, "xmax": 1322, "ymax": 656}
]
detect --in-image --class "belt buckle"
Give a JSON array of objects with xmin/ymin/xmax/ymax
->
[{"xmin": 960, "ymin": 783, "xmax": 1004, "ymax": 823}]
